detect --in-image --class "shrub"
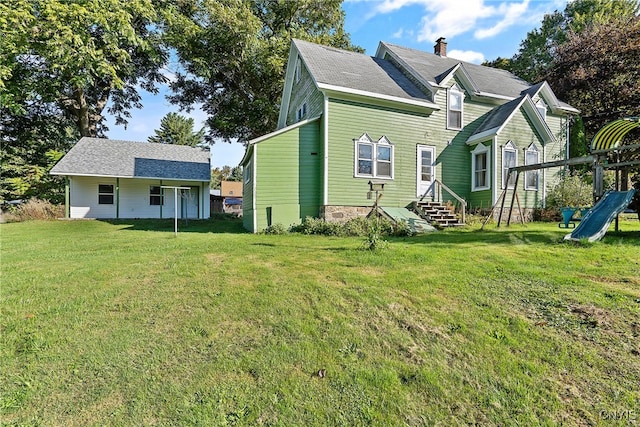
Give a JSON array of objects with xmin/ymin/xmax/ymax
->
[
  {"xmin": 263, "ymin": 223, "xmax": 288, "ymax": 235},
  {"xmin": 546, "ymin": 172, "xmax": 592, "ymax": 208},
  {"xmin": 362, "ymin": 219, "xmax": 389, "ymax": 251},
  {"xmin": 2, "ymin": 199, "xmax": 64, "ymax": 222},
  {"xmin": 291, "ymin": 215, "xmax": 408, "ymax": 238}
]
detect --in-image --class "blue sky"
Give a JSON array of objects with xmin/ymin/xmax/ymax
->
[{"xmin": 104, "ymin": 0, "xmax": 568, "ymax": 168}]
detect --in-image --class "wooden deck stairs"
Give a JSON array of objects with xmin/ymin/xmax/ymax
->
[{"xmin": 414, "ymin": 200, "xmax": 464, "ymax": 228}]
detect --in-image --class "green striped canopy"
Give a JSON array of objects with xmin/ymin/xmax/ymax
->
[{"xmin": 590, "ymin": 117, "xmax": 640, "ymax": 151}]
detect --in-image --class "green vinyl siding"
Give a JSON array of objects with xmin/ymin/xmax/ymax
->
[
  {"xmin": 249, "ymin": 120, "xmax": 322, "ymax": 231},
  {"xmin": 494, "ymin": 109, "xmax": 569, "ymax": 209},
  {"xmin": 286, "ymin": 61, "xmax": 324, "ymax": 127},
  {"xmin": 326, "ymin": 97, "xmax": 473, "ymax": 208},
  {"xmin": 242, "ymin": 154, "xmax": 255, "ymax": 232}
]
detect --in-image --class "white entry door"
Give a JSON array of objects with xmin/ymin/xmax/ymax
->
[{"xmin": 417, "ymin": 145, "xmax": 436, "ymax": 198}]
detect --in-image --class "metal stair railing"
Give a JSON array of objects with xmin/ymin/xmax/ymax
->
[{"xmin": 419, "ymin": 179, "xmax": 467, "ymax": 224}]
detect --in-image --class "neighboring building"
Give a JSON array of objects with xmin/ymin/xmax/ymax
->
[
  {"xmin": 241, "ymin": 38, "xmax": 578, "ymax": 232},
  {"xmin": 210, "ymin": 181, "xmax": 243, "ymax": 215},
  {"xmin": 50, "ymin": 137, "xmax": 210, "ymax": 219}
]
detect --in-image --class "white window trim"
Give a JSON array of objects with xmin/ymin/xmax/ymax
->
[
  {"xmin": 501, "ymin": 140, "xmax": 518, "ymax": 189},
  {"xmin": 471, "ymin": 143, "xmax": 490, "ymax": 191},
  {"xmin": 524, "ymin": 143, "xmax": 540, "ymax": 191},
  {"xmin": 447, "ymin": 84, "xmax": 464, "ymax": 130},
  {"xmin": 353, "ymin": 134, "xmax": 394, "ymax": 180}
]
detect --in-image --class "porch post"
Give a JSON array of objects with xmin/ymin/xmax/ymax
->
[
  {"xmin": 65, "ymin": 176, "xmax": 70, "ymax": 219},
  {"xmin": 116, "ymin": 177, "xmax": 120, "ymax": 219}
]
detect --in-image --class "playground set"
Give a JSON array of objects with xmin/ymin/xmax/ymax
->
[{"xmin": 486, "ymin": 117, "xmax": 640, "ymax": 242}]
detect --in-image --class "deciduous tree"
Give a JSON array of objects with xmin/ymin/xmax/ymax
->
[{"xmin": 165, "ymin": 0, "xmax": 360, "ymax": 144}]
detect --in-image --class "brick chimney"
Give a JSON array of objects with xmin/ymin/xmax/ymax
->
[{"xmin": 434, "ymin": 37, "xmax": 447, "ymax": 57}]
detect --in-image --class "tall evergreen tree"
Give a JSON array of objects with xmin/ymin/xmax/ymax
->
[{"xmin": 148, "ymin": 112, "xmax": 205, "ymax": 147}]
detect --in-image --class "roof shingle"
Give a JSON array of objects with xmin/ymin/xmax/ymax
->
[{"xmin": 50, "ymin": 137, "xmax": 210, "ymax": 181}]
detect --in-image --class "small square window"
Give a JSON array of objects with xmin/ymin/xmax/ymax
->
[
  {"xmin": 98, "ymin": 184, "xmax": 114, "ymax": 205},
  {"xmin": 150, "ymin": 186, "xmax": 163, "ymax": 205}
]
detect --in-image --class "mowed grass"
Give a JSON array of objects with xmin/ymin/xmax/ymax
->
[{"xmin": 1, "ymin": 217, "xmax": 639, "ymax": 426}]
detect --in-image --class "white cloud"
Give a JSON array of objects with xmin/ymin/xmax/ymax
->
[
  {"xmin": 367, "ymin": 0, "xmax": 540, "ymax": 42},
  {"xmin": 448, "ymin": 49, "xmax": 485, "ymax": 64},
  {"xmin": 474, "ymin": 0, "xmax": 530, "ymax": 39}
]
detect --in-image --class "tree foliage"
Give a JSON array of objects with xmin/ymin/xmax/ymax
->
[
  {"xmin": 0, "ymin": 0, "xmax": 169, "ymax": 137},
  {"xmin": 0, "ymin": 105, "xmax": 78, "ymax": 203},
  {"xmin": 484, "ymin": 0, "xmax": 639, "ymax": 83},
  {"xmin": 210, "ymin": 166, "xmax": 243, "ymax": 189},
  {"xmin": 543, "ymin": 15, "xmax": 640, "ymax": 141},
  {"xmin": 148, "ymin": 112, "xmax": 205, "ymax": 147},
  {"xmin": 165, "ymin": 0, "xmax": 360, "ymax": 144}
]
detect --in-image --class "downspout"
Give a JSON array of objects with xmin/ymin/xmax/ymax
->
[
  {"xmin": 116, "ymin": 177, "xmax": 120, "ymax": 219},
  {"xmin": 565, "ymin": 117, "xmax": 570, "ymax": 163},
  {"xmin": 542, "ymin": 143, "xmax": 547, "ymax": 208},
  {"xmin": 65, "ymin": 176, "xmax": 70, "ymax": 218},
  {"xmin": 160, "ymin": 180, "xmax": 163, "ymax": 219},
  {"xmin": 323, "ymin": 94, "xmax": 329, "ymax": 207}
]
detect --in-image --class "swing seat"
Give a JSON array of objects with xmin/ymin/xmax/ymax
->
[{"xmin": 559, "ymin": 207, "xmax": 576, "ymax": 228}]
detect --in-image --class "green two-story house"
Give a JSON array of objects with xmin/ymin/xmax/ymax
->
[{"xmin": 241, "ymin": 38, "xmax": 578, "ymax": 232}]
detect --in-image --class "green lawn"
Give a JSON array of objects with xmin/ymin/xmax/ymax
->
[{"xmin": 1, "ymin": 217, "xmax": 639, "ymax": 426}]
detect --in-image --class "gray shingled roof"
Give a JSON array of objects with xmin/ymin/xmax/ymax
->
[
  {"xmin": 50, "ymin": 137, "xmax": 210, "ymax": 181},
  {"xmin": 293, "ymin": 39, "xmax": 433, "ymax": 104},
  {"xmin": 471, "ymin": 96, "xmax": 525, "ymax": 137},
  {"xmin": 380, "ymin": 42, "xmax": 533, "ymax": 98}
]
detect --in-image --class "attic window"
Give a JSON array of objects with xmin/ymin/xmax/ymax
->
[
  {"xmin": 354, "ymin": 134, "xmax": 394, "ymax": 179},
  {"xmin": 296, "ymin": 103, "xmax": 307, "ymax": 121},
  {"xmin": 447, "ymin": 84, "xmax": 463, "ymax": 130},
  {"xmin": 295, "ymin": 59, "xmax": 302, "ymax": 83}
]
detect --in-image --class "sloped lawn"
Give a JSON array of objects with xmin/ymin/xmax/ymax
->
[{"xmin": 1, "ymin": 218, "xmax": 639, "ymax": 425}]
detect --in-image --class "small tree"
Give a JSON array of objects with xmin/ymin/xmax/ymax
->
[
  {"xmin": 546, "ymin": 172, "xmax": 592, "ymax": 208},
  {"xmin": 148, "ymin": 112, "xmax": 205, "ymax": 147}
]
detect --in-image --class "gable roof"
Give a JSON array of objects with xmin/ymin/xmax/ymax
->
[
  {"xmin": 278, "ymin": 40, "xmax": 439, "ymax": 126},
  {"xmin": 377, "ymin": 42, "xmax": 532, "ymax": 100},
  {"xmin": 50, "ymin": 137, "xmax": 210, "ymax": 181},
  {"xmin": 467, "ymin": 94, "xmax": 555, "ymax": 145}
]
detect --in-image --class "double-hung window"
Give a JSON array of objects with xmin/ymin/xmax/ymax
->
[
  {"xmin": 150, "ymin": 186, "xmax": 163, "ymax": 205},
  {"xmin": 98, "ymin": 184, "xmax": 114, "ymax": 204},
  {"xmin": 447, "ymin": 84, "xmax": 463, "ymax": 130},
  {"xmin": 502, "ymin": 141, "xmax": 517, "ymax": 189},
  {"xmin": 471, "ymin": 143, "xmax": 490, "ymax": 191},
  {"xmin": 354, "ymin": 134, "xmax": 393, "ymax": 179},
  {"xmin": 525, "ymin": 144, "xmax": 540, "ymax": 190}
]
